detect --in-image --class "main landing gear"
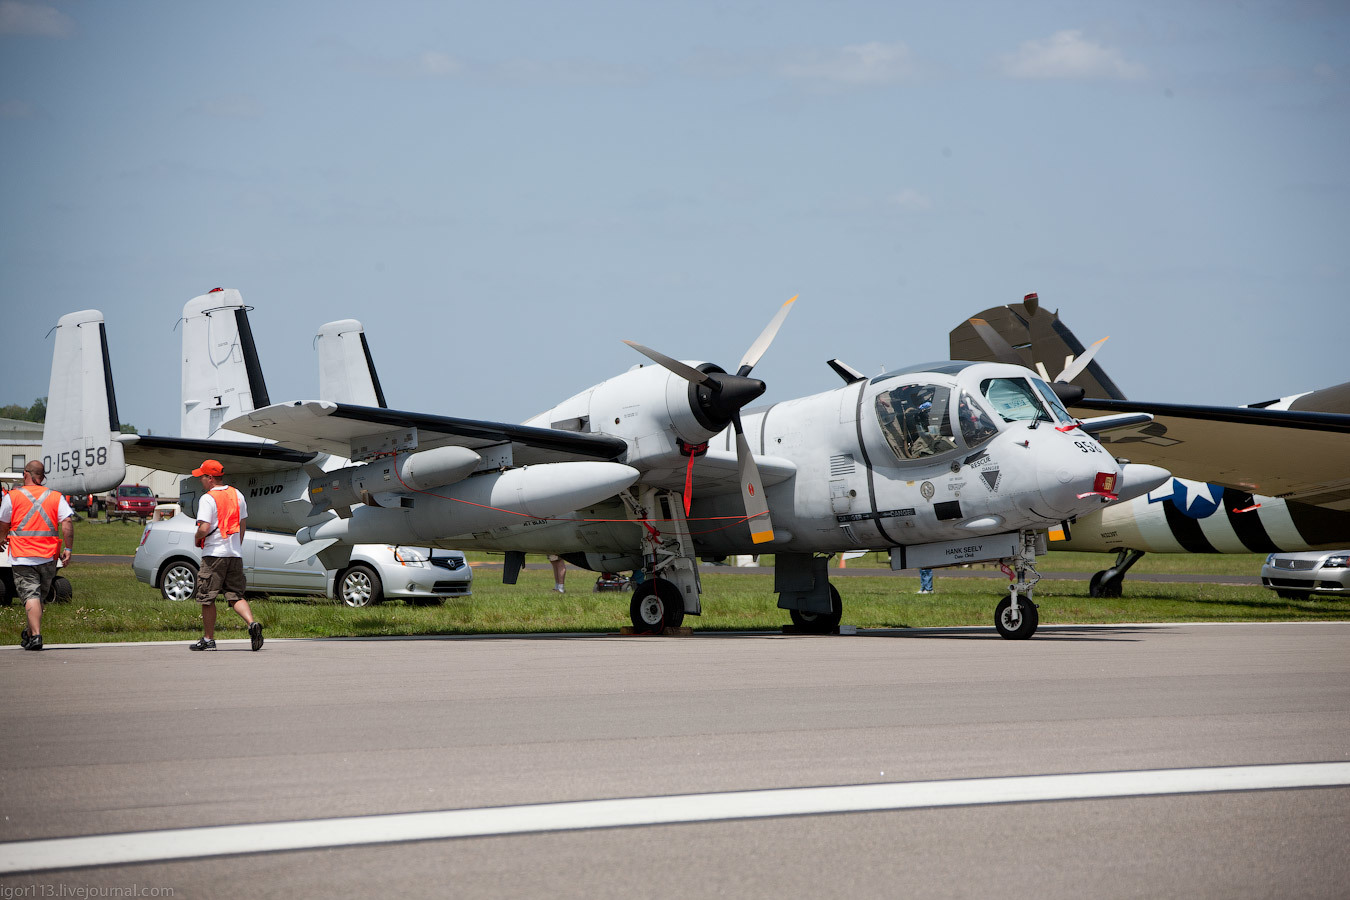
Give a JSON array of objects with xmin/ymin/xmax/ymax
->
[
  {"xmin": 995, "ymin": 531, "xmax": 1042, "ymax": 640},
  {"xmin": 1089, "ymin": 548, "xmax": 1146, "ymax": 598}
]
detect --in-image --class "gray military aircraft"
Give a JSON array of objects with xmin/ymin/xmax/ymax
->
[
  {"xmin": 207, "ymin": 295, "xmax": 1168, "ymax": 639},
  {"xmin": 45, "ymin": 290, "xmax": 1170, "ymax": 638},
  {"xmin": 950, "ymin": 293, "xmax": 1350, "ymax": 596}
]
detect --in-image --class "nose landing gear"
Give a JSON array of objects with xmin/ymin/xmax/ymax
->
[{"xmin": 996, "ymin": 531, "xmax": 1042, "ymax": 640}]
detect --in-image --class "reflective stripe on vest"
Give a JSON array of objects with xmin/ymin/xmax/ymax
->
[
  {"xmin": 211, "ymin": 486, "xmax": 242, "ymax": 538},
  {"xmin": 9, "ymin": 486, "xmax": 62, "ymax": 559}
]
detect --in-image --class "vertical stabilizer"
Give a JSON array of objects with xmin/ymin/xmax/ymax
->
[
  {"xmin": 316, "ymin": 319, "xmax": 388, "ymax": 407},
  {"xmin": 180, "ymin": 288, "xmax": 271, "ymax": 440},
  {"xmin": 39, "ymin": 310, "xmax": 126, "ymax": 493}
]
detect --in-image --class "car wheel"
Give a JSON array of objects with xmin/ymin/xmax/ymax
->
[
  {"xmin": 339, "ymin": 564, "xmax": 384, "ymax": 607},
  {"xmin": 160, "ymin": 560, "xmax": 199, "ymax": 602},
  {"xmin": 48, "ymin": 575, "xmax": 73, "ymax": 604}
]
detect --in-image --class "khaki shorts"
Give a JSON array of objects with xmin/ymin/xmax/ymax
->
[
  {"xmin": 13, "ymin": 561, "xmax": 58, "ymax": 603},
  {"xmin": 195, "ymin": 556, "xmax": 247, "ymax": 605}
]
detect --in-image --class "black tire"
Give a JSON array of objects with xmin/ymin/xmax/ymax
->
[
  {"xmin": 1089, "ymin": 570, "xmax": 1123, "ymax": 598},
  {"xmin": 159, "ymin": 559, "xmax": 199, "ymax": 602},
  {"xmin": 629, "ymin": 578, "xmax": 683, "ymax": 632},
  {"xmin": 789, "ymin": 583, "xmax": 843, "ymax": 633},
  {"xmin": 995, "ymin": 595, "xmax": 1038, "ymax": 639},
  {"xmin": 48, "ymin": 575, "xmax": 73, "ymax": 604},
  {"xmin": 338, "ymin": 564, "xmax": 384, "ymax": 608}
]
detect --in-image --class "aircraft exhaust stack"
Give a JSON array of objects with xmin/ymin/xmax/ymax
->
[{"xmin": 306, "ymin": 446, "xmax": 483, "ymax": 515}]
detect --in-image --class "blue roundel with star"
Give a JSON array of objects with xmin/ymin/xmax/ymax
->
[{"xmin": 1147, "ymin": 478, "xmax": 1226, "ymax": 519}]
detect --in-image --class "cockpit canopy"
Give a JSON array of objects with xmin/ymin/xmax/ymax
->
[{"xmin": 871, "ymin": 365, "xmax": 1076, "ymax": 465}]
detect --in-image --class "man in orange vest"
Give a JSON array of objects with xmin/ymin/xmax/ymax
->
[
  {"xmin": 189, "ymin": 459, "xmax": 263, "ymax": 651},
  {"xmin": 0, "ymin": 460, "xmax": 74, "ymax": 652}
]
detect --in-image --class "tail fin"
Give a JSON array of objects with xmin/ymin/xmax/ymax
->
[
  {"xmin": 180, "ymin": 288, "xmax": 271, "ymax": 440},
  {"xmin": 949, "ymin": 293, "xmax": 1127, "ymax": 401},
  {"xmin": 316, "ymin": 319, "xmax": 388, "ymax": 407},
  {"xmin": 39, "ymin": 310, "xmax": 127, "ymax": 494}
]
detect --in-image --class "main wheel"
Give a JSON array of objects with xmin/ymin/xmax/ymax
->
[
  {"xmin": 48, "ymin": 575, "xmax": 73, "ymax": 604},
  {"xmin": 629, "ymin": 578, "xmax": 683, "ymax": 632},
  {"xmin": 338, "ymin": 564, "xmax": 384, "ymax": 607},
  {"xmin": 159, "ymin": 559, "xmax": 199, "ymax": 601},
  {"xmin": 789, "ymin": 583, "xmax": 843, "ymax": 634},
  {"xmin": 995, "ymin": 595, "xmax": 1038, "ymax": 640}
]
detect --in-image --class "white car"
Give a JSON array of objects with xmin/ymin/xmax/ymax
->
[
  {"xmin": 132, "ymin": 512, "xmax": 471, "ymax": 606},
  {"xmin": 1260, "ymin": 550, "xmax": 1350, "ymax": 599}
]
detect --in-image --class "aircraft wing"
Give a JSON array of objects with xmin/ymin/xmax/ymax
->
[
  {"xmin": 117, "ymin": 434, "xmax": 318, "ymax": 475},
  {"xmin": 636, "ymin": 448, "xmax": 797, "ymax": 495},
  {"xmin": 1075, "ymin": 399, "xmax": 1350, "ymax": 510},
  {"xmin": 224, "ymin": 401, "xmax": 629, "ymax": 466}
]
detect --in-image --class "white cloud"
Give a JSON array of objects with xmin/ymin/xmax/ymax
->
[
  {"xmin": 780, "ymin": 41, "xmax": 919, "ymax": 87},
  {"xmin": 0, "ymin": 1, "xmax": 73, "ymax": 37},
  {"xmin": 889, "ymin": 188, "xmax": 932, "ymax": 212},
  {"xmin": 417, "ymin": 51, "xmax": 463, "ymax": 77},
  {"xmin": 999, "ymin": 30, "xmax": 1146, "ymax": 81}
]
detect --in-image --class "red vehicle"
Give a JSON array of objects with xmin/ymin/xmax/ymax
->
[{"xmin": 106, "ymin": 484, "xmax": 157, "ymax": 522}]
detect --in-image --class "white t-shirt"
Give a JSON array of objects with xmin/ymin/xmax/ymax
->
[
  {"xmin": 0, "ymin": 488, "xmax": 74, "ymax": 566},
  {"xmin": 196, "ymin": 486, "xmax": 248, "ymax": 558}
]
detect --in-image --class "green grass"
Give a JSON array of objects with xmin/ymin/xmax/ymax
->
[
  {"xmin": 4, "ymin": 559, "xmax": 1344, "ymax": 645},
  {"xmin": 69, "ymin": 517, "xmax": 149, "ymax": 555}
]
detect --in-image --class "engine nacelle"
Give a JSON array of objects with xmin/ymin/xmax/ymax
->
[{"xmin": 308, "ymin": 445, "xmax": 482, "ymax": 514}]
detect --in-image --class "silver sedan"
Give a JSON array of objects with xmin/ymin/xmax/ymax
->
[
  {"xmin": 132, "ymin": 512, "xmax": 471, "ymax": 606},
  {"xmin": 1260, "ymin": 550, "xmax": 1350, "ymax": 599}
]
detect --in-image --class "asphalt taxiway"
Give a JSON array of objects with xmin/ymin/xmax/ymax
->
[{"xmin": 1, "ymin": 622, "xmax": 1347, "ymax": 898}]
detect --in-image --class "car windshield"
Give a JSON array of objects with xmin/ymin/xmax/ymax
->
[
  {"xmin": 121, "ymin": 486, "xmax": 154, "ymax": 497},
  {"xmin": 981, "ymin": 378, "xmax": 1052, "ymax": 424},
  {"xmin": 875, "ymin": 383, "xmax": 958, "ymax": 461}
]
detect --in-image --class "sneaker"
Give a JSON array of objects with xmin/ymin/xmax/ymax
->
[
  {"xmin": 249, "ymin": 621, "xmax": 264, "ymax": 651},
  {"xmin": 189, "ymin": 637, "xmax": 216, "ymax": 651},
  {"xmin": 554, "ymin": 585, "xmax": 565, "ymax": 593},
  {"xmin": 917, "ymin": 589, "xmax": 933, "ymax": 595},
  {"xmin": 23, "ymin": 634, "xmax": 43, "ymax": 651},
  {"xmin": 20, "ymin": 628, "xmax": 30, "ymax": 649}
]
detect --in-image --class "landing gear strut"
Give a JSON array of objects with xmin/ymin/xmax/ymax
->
[{"xmin": 996, "ymin": 531, "xmax": 1041, "ymax": 640}]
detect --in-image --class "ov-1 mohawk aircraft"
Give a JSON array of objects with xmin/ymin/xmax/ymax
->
[
  {"xmin": 951, "ymin": 293, "xmax": 1350, "ymax": 596},
  {"xmin": 46, "ymin": 289, "xmax": 1171, "ymax": 639}
]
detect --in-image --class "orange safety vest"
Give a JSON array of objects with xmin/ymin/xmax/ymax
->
[
  {"xmin": 209, "ymin": 486, "xmax": 242, "ymax": 538},
  {"xmin": 8, "ymin": 486, "xmax": 63, "ymax": 559}
]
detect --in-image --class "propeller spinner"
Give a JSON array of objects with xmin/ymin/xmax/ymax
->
[{"xmin": 624, "ymin": 295, "xmax": 797, "ymax": 543}]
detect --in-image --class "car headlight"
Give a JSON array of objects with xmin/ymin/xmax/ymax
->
[
  {"xmin": 1265, "ymin": 553, "xmax": 1276, "ymax": 566},
  {"xmin": 1324, "ymin": 555, "xmax": 1349, "ymax": 569},
  {"xmin": 391, "ymin": 546, "xmax": 427, "ymax": 567}
]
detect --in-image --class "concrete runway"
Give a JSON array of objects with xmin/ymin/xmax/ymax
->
[{"xmin": 1, "ymin": 622, "xmax": 1347, "ymax": 898}]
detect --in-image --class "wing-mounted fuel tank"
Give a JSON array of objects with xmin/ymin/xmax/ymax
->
[{"xmin": 306, "ymin": 445, "xmax": 482, "ymax": 516}]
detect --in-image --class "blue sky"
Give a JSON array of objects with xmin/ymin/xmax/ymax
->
[{"xmin": 2, "ymin": 1, "xmax": 1346, "ymax": 436}]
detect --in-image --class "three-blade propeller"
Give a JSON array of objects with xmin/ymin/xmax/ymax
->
[{"xmin": 624, "ymin": 295, "xmax": 796, "ymax": 543}]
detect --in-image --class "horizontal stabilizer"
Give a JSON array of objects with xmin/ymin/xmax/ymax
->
[{"xmin": 117, "ymin": 434, "xmax": 317, "ymax": 475}]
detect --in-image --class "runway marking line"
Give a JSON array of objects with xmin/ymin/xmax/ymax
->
[{"xmin": 2, "ymin": 762, "xmax": 1347, "ymax": 874}]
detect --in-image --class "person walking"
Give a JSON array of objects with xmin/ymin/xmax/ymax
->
[
  {"xmin": 0, "ymin": 461, "xmax": 74, "ymax": 651},
  {"xmin": 548, "ymin": 554, "xmax": 567, "ymax": 593},
  {"xmin": 918, "ymin": 568, "xmax": 934, "ymax": 594},
  {"xmin": 188, "ymin": 459, "xmax": 263, "ymax": 651}
]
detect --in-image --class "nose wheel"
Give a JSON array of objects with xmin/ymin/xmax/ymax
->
[{"xmin": 995, "ymin": 594, "xmax": 1038, "ymax": 639}]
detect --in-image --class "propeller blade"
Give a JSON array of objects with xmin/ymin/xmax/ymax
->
[
  {"xmin": 965, "ymin": 317, "xmax": 1025, "ymax": 368},
  {"xmin": 732, "ymin": 416, "xmax": 773, "ymax": 544},
  {"xmin": 623, "ymin": 340, "xmax": 711, "ymax": 385},
  {"xmin": 736, "ymin": 295, "xmax": 797, "ymax": 376},
  {"xmin": 1056, "ymin": 336, "xmax": 1109, "ymax": 384}
]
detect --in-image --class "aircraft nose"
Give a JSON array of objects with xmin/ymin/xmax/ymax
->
[{"xmin": 1036, "ymin": 435, "xmax": 1121, "ymax": 517}]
